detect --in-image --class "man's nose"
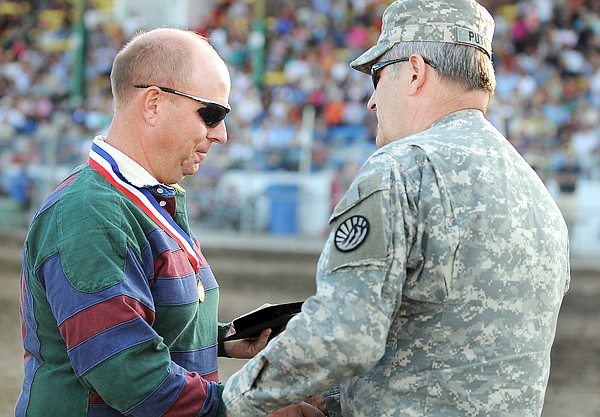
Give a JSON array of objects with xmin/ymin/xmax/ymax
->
[
  {"xmin": 367, "ymin": 90, "xmax": 377, "ymax": 112},
  {"xmin": 207, "ymin": 122, "xmax": 228, "ymax": 144}
]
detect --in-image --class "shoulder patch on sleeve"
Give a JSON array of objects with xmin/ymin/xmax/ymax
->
[
  {"xmin": 327, "ymin": 168, "xmax": 392, "ymax": 272},
  {"xmin": 334, "ymin": 215, "xmax": 370, "ymax": 252}
]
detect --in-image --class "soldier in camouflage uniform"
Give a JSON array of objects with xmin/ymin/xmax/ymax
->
[{"xmin": 224, "ymin": 1, "xmax": 571, "ymax": 416}]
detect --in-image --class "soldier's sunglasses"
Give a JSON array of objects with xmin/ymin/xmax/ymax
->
[
  {"xmin": 370, "ymin": 57, "xmax": 436, "ymax": 89},
  {"xmin": 134, "ymin": 85, "xmax": 231, "ymax": 127}
]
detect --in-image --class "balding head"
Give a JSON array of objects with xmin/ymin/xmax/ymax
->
[
  {"xmin": 104, "ymin": 27, "xmax": 231, "ymax": 184},
  {"xmin": 110, "ymin": 28, "xmax": 225, "ymax": 108}
]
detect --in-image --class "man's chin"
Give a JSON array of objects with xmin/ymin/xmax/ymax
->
[{"xmin": 182, "ymin": 163, "xmax": 200, "ymax": 177}]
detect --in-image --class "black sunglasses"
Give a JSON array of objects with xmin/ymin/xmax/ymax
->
[
  {"xmin": 134, "ymin": 85, "xmax": 231, "ymax": 127},
  {"xmin": 370, "ymin": 57, "xmax": 437, "ymax": 89}
]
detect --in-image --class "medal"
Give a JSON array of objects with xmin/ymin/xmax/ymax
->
[{"xmin": 198, "ymin": 280, "xmax": 205, "ymax": 302}]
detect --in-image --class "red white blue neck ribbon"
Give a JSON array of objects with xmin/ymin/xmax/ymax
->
[{"xmin": 88, "ymin": 142, "xmax": 201, "ymax": 273}]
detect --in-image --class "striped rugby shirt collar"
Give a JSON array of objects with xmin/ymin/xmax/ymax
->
[
  {"xmin": 89, "ymin": 136, "xmax": 201, "ymax": 272},
  {"xmin": 92, "ymin": 136, "xmax": 176, "ymax": 196}
]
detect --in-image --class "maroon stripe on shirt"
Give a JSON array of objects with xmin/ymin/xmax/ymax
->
[
  {"xmin": 54, "ymin": 171, "xmax": 80, "ymax": 192},
  {"xmin": 154, "ymin": 247, "xmax": 195, "ymax": 278},
  {"xmin": 162, "ymin": 371, "xmax": 206, "ymax": 417},
  {"xmin": 59, "ymin": 295, "xmax": 155, "ymax": 350},
  {"xmin": 89, "ymin": 392, "xmax": 106, "ymax": 405}
]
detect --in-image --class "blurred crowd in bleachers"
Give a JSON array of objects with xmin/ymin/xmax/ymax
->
[{"xmin": 1, "ymin": 0, "xmax": 599, "ymax": 229}]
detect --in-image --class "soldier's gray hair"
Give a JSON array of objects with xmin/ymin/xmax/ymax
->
[{"xmin": 384, "ymin": 41, "xmax": 496, "ymax": 96}]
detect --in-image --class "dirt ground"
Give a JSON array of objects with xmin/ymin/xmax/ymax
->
[{"xmin": 0, "ymin": 234, "xmax": 599, "ymax": 417}]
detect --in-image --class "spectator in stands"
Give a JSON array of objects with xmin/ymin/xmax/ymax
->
[
  {"xmin": 554, "ymin": 148, "xmax": 582, "ymax": 232},
  {"xmin": 222, "ymin": 1, "xmax": 570, "ymax": 416}
]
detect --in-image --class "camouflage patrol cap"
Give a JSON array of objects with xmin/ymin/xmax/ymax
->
[{"xmin": 350, "ymin": 0, "xmax": 495, "ymax": 74}]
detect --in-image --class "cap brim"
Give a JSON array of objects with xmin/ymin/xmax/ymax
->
[{"xmin": 350, "ymin": 42, "xmax": 391, "ymax": 74}]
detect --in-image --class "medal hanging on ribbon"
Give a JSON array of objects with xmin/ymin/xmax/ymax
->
[
  {"xmin": 198, "ymin": 281, "xmax": 205, "ymax": 302},
  {"xmin": 88, "ymin": 142, "xmax": 206, "ymax": 302}
]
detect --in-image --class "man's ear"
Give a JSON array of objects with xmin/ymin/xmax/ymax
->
[
  {"xmin": 406, "ymin": 55, "xmax": 428, "ymax": 96},
  {"xmin": 140, "ymin": 87, "xmax": 161, "ymax": 126}
]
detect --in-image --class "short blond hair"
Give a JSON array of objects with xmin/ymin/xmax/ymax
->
[{"xmin": 110, "ymin": 28, "xmax": 210, "ymax": 107}]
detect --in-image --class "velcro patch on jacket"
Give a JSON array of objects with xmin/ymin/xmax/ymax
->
[{"xmin": 327, "ymin": 171, "xmax": 390, "ymax": 272}]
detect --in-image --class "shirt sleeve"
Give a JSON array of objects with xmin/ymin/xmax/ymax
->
[
  {"xmin": 218, "ymin": 322, "xmax": 233, "ymax": 357},
  {"xmin": 223, "ymin": 153, "xmax": 417, "ymax": 416}
]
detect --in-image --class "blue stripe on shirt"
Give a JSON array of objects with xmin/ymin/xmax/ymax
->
[
  {"xmin": 124, "ymin": 363, "xmax": 187, "ymax": 416},
  {"xmin": 41, "ymin": 250, "xmax": 155, "ymax": 326},
  {"xmin": 151, "ymin": 274, "xmax": 199, "ymax": 306},
  {"xmin": 171, "ymin": 344, "xmax": 218, "ymax": 376},
  {"xmin": 67, "ymin": 317, "xmax": 156, "ymax": 377}
]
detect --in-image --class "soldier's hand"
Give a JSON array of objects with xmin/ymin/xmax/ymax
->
[
  {"xmin": 267, "ymin": 402, "xmax": 327, "ymax": 417},
  {"xmin": 304, "ymin": 395, "xmax": 328, "ymax": 415}
]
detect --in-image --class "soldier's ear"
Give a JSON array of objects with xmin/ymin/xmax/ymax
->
[{"xmin": 406, "ymin": 55, "xmax": 428, "ymax": 96}]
